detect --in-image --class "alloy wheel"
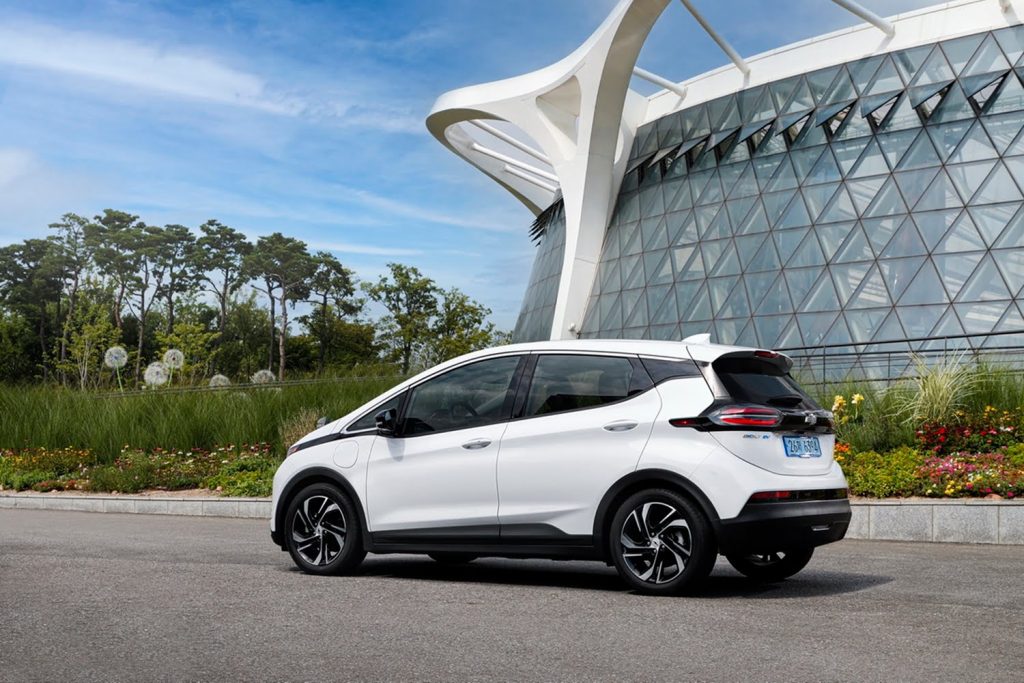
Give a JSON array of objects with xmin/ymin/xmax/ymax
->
[
  {"xmin": 619, "ymin": 501, "xmax": 693, "ymax": 584},
  {"xmin": 291, "ymin": 495, "xmax": 347, "ymax": 566}
]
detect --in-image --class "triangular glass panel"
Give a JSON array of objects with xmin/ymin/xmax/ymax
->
[
  {"xmin": 834, "ymin": 111, "xmax": 873, "ymax": 141},
  {"xmin": 864, "ymin": 55, "xmax": 904, "ymax": 96},
  {"xmin": 957, "ymin": 253, "xmax": 1012, "ymax": 301},
  {"xmin": 779, "ymin": 111, "xmax": 813, "ymax": 147},
  {"xmin": 963, "ymin": 72, "xmax": 1009, "ymax": 114},
  {"xmin": 908, "ymin": 80, "xmax": 954, "ymax": 108},
  {"xmin": 707, "ymin": 205, "xmax": 734, "ymax": 240},
  {"xmin": 743, "ymin": 271, "xmax": 776, "ymax": 308},
  {"xmin": 846, "ymin": 265, "xmax": 892, "ymax": 309},
  {"xmin": 862, "ymin": 92, "xmax": 901, "ymax": 131},
  {"xmin": 673, "ymin": 280, "xmax": 702, "ymax": 314},
  {"xmin": 626, "ymin": 152, "xmax": 657, "ymax": 176},
  {"xmin": 849, "ymin": 54, "xmax": 885, "ymax": 93},
  {"xmin": 648, "ymin": 143, "xmax": 684, "ymax": 169},
  {"xmin": 992, "ymin": 248, "xmax": 1024, "ymax": 297},
  {"xmin": 754, "ymin": 314, "xmax": 794, "ymax": 347},
  {"xmin": 644, "ymin": 249, "xmax": 674, "ymax": 286},
  {"xmin": 931, "ymin": 82, "xmax": 975, "ymax": 123},
  {"xmin": 648, "ymin": 324, "xmax": 680, "ymax": 341},
  {"xmin": 782, "ymin": 76, "xmax": 815, "ymax": 114},
  {"xmin": 727, "ymin": 163, "xmax": 760, "ymax": 199},
  {"xmin": 818, "ymin": 186, "xmax": 858, "ymax": 223},
  {"xmin": 708, "ymin": 95, "xmax": 742, "ymax": 131},
  {"xmin": 710, "ymin": 128, "xmax": 742, "ymax": 163},
  {"xmin": 622, "ymin": 290, "xmax": 648, "ymax": 329},
  {"xmin": 763, "ymin": 189, "xmax": 797, "ymax": 226},
  {"xmin": 787, "ymin": 230, "xmax": 826, "ymax": 268},
  {"xmin": 802, "ymin": 274, "xmax": 841, "ymax": 312},
  {"xmin": 881, "ymin": 219, "xmax": 928, "ymax": 258},
  {"xmin": 895, "ymin": 167, "xmax": 941, "ymax": 208},
  {"xmin": 833, "ymin": 137, "xmax": 871, "ymax": 175},
  {"xmin": 738, "ymin": 85, "xmax": 775, "ymax": 121},
  {"xmin": 986, "ymin": 71, "xmax": 1024, "ymax": 115},
  {"xmin": 717, "ymin": 281, "xmax": 751, "ymax": 318},
  {"xmin": 973, "ymin": 161, "xmax": 1023, "ymax": 205},
  {"xmin": 967, "ymin": 203, "xmax": 1018, "ymax": 245},
  {"xmin": 961, "ymin": 34, "xmax": 1011, "ymax": 78},
  {"xmin": 896, "ymin": 305, "xmax": 948, "ymax": 338},
  {"xmin": 994, "ymin": 204, "xmax": 1024, "ymax": 247},
  {"xmin": 864, "ymin": 177, "xmax": 908, "ymax": 217},
  {"xmin": 915, "ymin": 170, "xmax": 964, "ymax": 211},
  {"xmin": 935, "ymin": 211, "xmax": 985, "ymax": 253},
  {"xmin": 830, "ymin": 261, "xmax": 870, "ymax": 305},
  {"xmin": 898, "ymin": 260, "xmax": 949, "ymax": 305},
  {"xmin": 946, "ymin": 160, "xmax": 996, "ymax": 205},
  {"xmin": 822, "ymin": 66, "xmax": 857, "ymax": 104},
  {"xmin": 737, "ymin": 201, "xmax": 770, "ymax": 235},
  {"xmin": 807, "ymin": 66, "xmax": 840, "ymax": 103},
  {"xmin": 862, "ymin": 215, "xmax": 904, "ymax": 254},
  {"xmin": 894, "ymin": 44, "xmax": 934, "ymax": 83},
  {"xmin": 753, "ymin": 154, "xmax": 785, "ymax": 189},
  {"xmin": 776, "ymin": 194, "xmax": 813, "ymax": 229},
  {"xmin": 872, "ymin": 310, "xmax": 907, "ymax": 343},
  {"xmin": 695, "ymin": 205, "xmax": 722, "ymax": 239},
  {"xmin": 877, "ymin": 129, "xmax": 920, "ymax": 168},
  {"xmin": 745, "ymin": 236, "xmax": 782, "ymax": 272},
  {"xmin": 981, "ymin": 111, "xmax": 1024, "ymax": 155},
  {"xmin": 770, "ymin": 76, "xmax": 802, "ymax": 113},
  {"xmin": 790, "ymin": 145, "xmax": 825, "ymax": 183},
  {"xmin": 725, "ymin": 195, "xmax": 758, "ymax": 226},
  {"xmin": 910, "ymin": 45, "xmax": 956, "ymax": 87},
  {"xmin": 761, "ymin": 274, "xmax": 795, "ymax": 315},
  {"xmin": 597, "ymin": 292, "xmax": 623, "ymax": 332},
  {"xmin": 785, "ymin": 267, "xmax": 824, "ymax": 309},
  {"xmin": 622, "ymin": 253, "xmax": 646, "ymax": 289},
  {"xmin": 845, "ymin": 176, "xmax": 886, "ymax": 215},
  {"xmin": 695, "ymin": 172, "xmax": 725, "ymax": 206},
  {"xmin": 929, "ymin": 306, "xmax": 965, "ymax": 340},
  {"xmin": 735, "ymin": 234, "xmax": 766, "ymax": 269},
  {"xmin": 831, "ymin": 227, "xmax": 872, "ymax": 264},
  {"xmin": 896, "ymin": 132, "xmax": 942, "ymax": 170},
  {"xmin": 988, "ymin": 303, "xmax": 1024, "ymax": 347},
  {"xmin": 912, "ymin": 208, "xmax": 961, "ymax": 251},
  {"xmin": 994, "ymin": 25, "xmax": 1024, "ymax": 65},
  {"xmin": 774, "ymin": 227, "xmax": 810, "ymax": 256},
  {"xmin": 775, "ymin": 320, "xmax": 804, "ymax": 349},
  {"xmin": 844, "ymin": 308, "xmax": 890, "ymax": 344},
  {"xmin": 805, "ymin": 148, "xmax": 842, "ymax": 185},
  {"xmin": 821, "ymin": 101, "xmax": 855, "ymax": 139},
  {"xmin": 683, "ymin": 283, "xmax": 712, "ymax": 321},
  {"xmin": 684, "ymin": 137, "xmax": 709, "ymax": 170},
  {"xmin": 815, "ymin": 99, "xmax": 854, "ymax": 127},
  {"xmin": 639, "ymin": 186, "xmax": 666, "ymax": 217},
  {"xmin": 879, "ymin": 256, "xmax": 926, "ymax": 302},
  {"xmin": 666, "ymin": 209, "xmax": 696, "ymax": 245},
  {"xmin": 796, "ymin": 311, "xmax": 840, "ymax": 346},
  {"xmin": 597, "ymin": 259, "xmax": 621, "ymax": 292},
  {"xmin": 817, "ymin": 222, "xmax": 856, "ymax": 261},
  {"xmin": 941, "ymin": 33, "xmax": 986, "ymax": 75},
  {"xmin": 948, "ymin": 121, "xmax": 998, "ymax": 164},
  {"xmin": 766, "ymin": 157, "xmax": 799, "ymax": 192},
  {"xmin": 927, "ymin": 120, "xmax": 973, "ymax": 161},
  {"xmin": 803, "ymin": 182, "xmax": 840, "ymax": 220},
  {"xmin": 707, "ymin": 276, "xmax": 740, "ymax": 313},
  {"xmin": 720, "ymin": 161, "xmax": 748, "ymax": 189},
  {"xmin": 885, "ymin": 95, "xmax": 921, "ymax": 132},
  {"xmin": 955, "ymin": 301, "xmax": 1010, "ymax": 334},
  {"xmin": 1005, "ymin": 155, "xmax": 1024, "ymax": 192},
  {"xmin": 664, "ymin": 180, "xmax": 693, "ymax": 213},
  {"xmin": 710, "ymin": 241, "xmax": 742, "ymax": 277},
  {"xmin": 650, "ymin": 284, "xmax": 680, "ymax": 325}
]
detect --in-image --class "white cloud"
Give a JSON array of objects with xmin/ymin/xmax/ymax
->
[
  {"xmin": 0, "ymin": 148, "xmax": 36, "ymax": 186},
  {"xmin": 307, "ymin": 240, "xmax": 423, "ymax": 257}
]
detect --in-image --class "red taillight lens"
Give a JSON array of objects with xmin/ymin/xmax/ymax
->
[
  {"xmin": 749, "ymin": 490, "xmax": 793, "ymax": 502},
  {"xmin": 709, "ymin": 405, "xmax": 782, "ymax": 428},
  {"xmin": 669, "ymin": 417, "xmax": 701, "ymax": 428},
  {"xmin": 754, "ymin": 350, "xmax": 779, "ymax": 359}
]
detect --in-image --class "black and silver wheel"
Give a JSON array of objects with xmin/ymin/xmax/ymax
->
[
  {"xmin": 285, "ymin": 483, "xmax": 366, "ymax": 575},
  {"xmin": 726, "ymin": 547, "xmax": 814, "ymax": 582},
  {"xmin": 428, "ymin": 552, "xmax": 478, "ymax": 565},
  {"xmin": 609, "ymin": 489, "xmax": 715, "ymax": 595}
]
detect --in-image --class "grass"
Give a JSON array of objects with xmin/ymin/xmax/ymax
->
[{"xmin": 0, "ymin": 373, "xmax": 403, "ymax": 462}]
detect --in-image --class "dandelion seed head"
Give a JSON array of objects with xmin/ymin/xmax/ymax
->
[
  {"xmin": 104, "ymin": 346, "xmax": 128, "ymax": 369},
  {"xmin": 144, "ymin": 362, "xmax": 168, "ymax": 387},
  {"xmin": 251, "ymin": 369, "xmax": 276, "ymax": 385},
  {"xmin": 209, "ymin": 374, "xmax": 231, "ymax": 388},
  {"xmin": 163, "ymin": 349, "xmax": 185, "ymax": 369}
]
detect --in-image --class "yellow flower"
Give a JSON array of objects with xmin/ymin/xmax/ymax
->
[{"xmin": 851, "ymin": 393, "xmax": 864, "ymax": 406}]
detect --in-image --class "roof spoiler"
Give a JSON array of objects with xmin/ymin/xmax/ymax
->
[{"xmin": 682, "ymin": 333, "xmax": 712, "ymax": 345}]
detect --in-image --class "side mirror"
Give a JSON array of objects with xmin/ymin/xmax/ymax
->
[
  {"xmin": 375, "ymin": 408, "xmax": 398, "ymax": 436},
  {"xmin": 315, "ymin": 416, "xmax": 328, "ymax": 429}
]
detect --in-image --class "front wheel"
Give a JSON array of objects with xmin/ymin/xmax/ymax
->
[
  {"xmin": 284, "ymin": 483, "xmax": 366, "ymax": 575},
  {"xmin": 726, "ymin": 547, "xmax": 814, "ymax": 582},
  {"xmin": 609, "ymin": 489, "xmax": 716, "ymax": 595}
]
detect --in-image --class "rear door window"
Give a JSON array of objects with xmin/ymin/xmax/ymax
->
[
  {"xmin": 712, "ymin": 357, "xmax": 819, "ymax": 410},
  {"xmin": 523, "ymin": 354, "xmax": 650, "ymax": 417}
]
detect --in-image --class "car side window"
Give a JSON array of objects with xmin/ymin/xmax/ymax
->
[
  {"xmin": 524, "ymin": 355, "xmax": 645, "ymax": 417},
  {"xmin": 348, "ymin": 394, "xmax": 402, "ymax": 432},
  {"xmin": 402, "ymin": 356, "xmax": 521, "ymax": 435}
]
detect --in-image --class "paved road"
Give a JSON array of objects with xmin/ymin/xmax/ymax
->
[{"xmin": 1, "ymin": 510, "xmax": 1022, "ymax": 682}]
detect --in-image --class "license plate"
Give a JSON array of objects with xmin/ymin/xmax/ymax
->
[{"xmin": 783, "ymin": 435, "xmax": 821, "ymax": 458}]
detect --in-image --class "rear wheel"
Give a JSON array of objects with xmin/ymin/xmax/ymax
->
[
  {"xmin": 285, "ymin": 483, "xmax": 366, "ymax": 575},
  {"xmin": 428, "ymin": 552, "xmax": 478, "ymax": 565},
  {"xmin": 609, "ymin": 488, "xmax": 716, "ymax": 595},
  {"xmin": 726, "ymin": 547, "xmax": 814, "ymax": 582}
]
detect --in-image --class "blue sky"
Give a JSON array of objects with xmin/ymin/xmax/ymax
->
[{"xmin": 0, "ymin": 0, "xmax": 935, "ymax": 328}]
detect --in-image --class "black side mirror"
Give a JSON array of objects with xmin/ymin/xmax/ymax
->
[
  {"xmin": 375, "ymin": 408, "xmax": 398, "ymax": 436},
  {"xmin": 315, "ymin": 416, "xmax": 328, "ymax": 429}
]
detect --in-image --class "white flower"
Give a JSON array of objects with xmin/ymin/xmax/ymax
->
[
  {"xmin": 104, "ymin": 346, "xmax": 128, "ymax": 369},
  {"xmin": 144, "ymin": 362, "xmax": 168, "ymax": 386},
  {"xmin": 209, "ymin": 374, "xmax": 231, "ymax": 388},
  {"xmin": 251, "ymin": 369, "xmax": 276, "ymax": 384},
  {"xmin": 163, "ymin": 349, "xmax": 185, "ymax": 370}
]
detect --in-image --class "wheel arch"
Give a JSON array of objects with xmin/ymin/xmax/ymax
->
[
  {"xmin": 274, "ymin": 467, "xmax": 369, "ymax": 549},
  {"xmin": 593, "ymin": 469, "xmax": 722, "ymax": 562}
]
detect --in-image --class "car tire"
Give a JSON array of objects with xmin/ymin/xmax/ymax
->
[
  {"xmin": 726, "ymin": 547, "xmax": 814, "ymax": 582},
  {"xmin": 427, "ymin": 552, "xmax": 478, "ymax": 565},
  {"xmin": 284, "ymin": 483, "xmax": 366, "ymax": 576},
  {"xmin": 609, "ymin": 488, "xmax": 716, "ymax": 595}
]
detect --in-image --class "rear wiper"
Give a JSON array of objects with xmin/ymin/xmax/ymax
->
[{"xmin": 766, "ymin": 394, "xmax": 804, "ymax": 407}]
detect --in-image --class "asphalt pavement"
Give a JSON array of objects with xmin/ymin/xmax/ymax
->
[{"xmin": 1, "ymin": 509, "xmax": 1022, "ymax": 682}]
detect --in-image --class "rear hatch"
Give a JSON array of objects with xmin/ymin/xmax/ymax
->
[{"xmin": 699, "ymin": 351, "xmax": 834, "ymax": 476}]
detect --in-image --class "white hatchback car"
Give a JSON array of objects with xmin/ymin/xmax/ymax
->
[{"xmin": 271, "ymin": 338, "xmax": 851, "ymax": 594}]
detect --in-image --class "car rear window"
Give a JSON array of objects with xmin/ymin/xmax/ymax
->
[
  {"xmin": 640, "ymin": 357, "xmax": 702, "ymax": 384},
  {"xmin": 712, "ymin": 357, "xmax": 819, "ymax": 410}
]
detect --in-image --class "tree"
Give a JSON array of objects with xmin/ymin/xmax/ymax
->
[
  {"xmin": 362, "ymin": 263, "xmax": 438, "ymax": 374},
  {"xmin": 48, "ymin": 213, "xmax": 93, "ymax": 373},
  {"xmin": 305, "ymin": 251, "xmax": 359, "ymax": 374},
  {"xmin": 243, "ymin": 233, "xmax": 317, "ymax": 380},
  {"xmin": 155, "ymin": 224, "xmax": 197, "ymax": 335},
  {"xmin": 427, "ymin": 288, "xmax": 500, "ymax": 365},
  {"xmin": 86, "ymin": 210, "xmax": 144, "ymax": 333},
  {"xmin": 194, "ymin": 220, "xmax": 252, "ymax": 335},
  {"xmin": 58, "ymin": 291, "xmax": 120, "ymax": 390},
  {"xmin": 156, "ymin": 322, "xmax": 219, "ymax": 385},
  {"xmin": 0, "ymin": 239, "xmax": 63, "ymax": 381}
]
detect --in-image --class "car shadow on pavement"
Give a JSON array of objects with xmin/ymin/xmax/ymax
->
[{"xmin": 346, "ymin": 556, "xmax": 891, "ymax": 598}]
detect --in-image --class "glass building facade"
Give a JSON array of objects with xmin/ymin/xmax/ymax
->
[{"xmin": 515, "ymin": 26, "xmax": 1024, "ymax": 356}]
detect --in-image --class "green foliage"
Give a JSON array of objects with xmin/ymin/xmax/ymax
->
[
  {"xmin": 156, "ymin": 322, "xmax": 219, "ymax": 385},
  {"xmin": 363, "ymin": 263, "xmax": 439, "ymax": 374},
  {"xmin": 890, "ymin": 353, "xmax": 979, "ymax": 425},
  {"xmin": 841, "ymin": 447, "xmax": 926, "ymax": 498},
  {"xmin": 203, "ymin": 457, "xmax": 278, "ymax": 497}
]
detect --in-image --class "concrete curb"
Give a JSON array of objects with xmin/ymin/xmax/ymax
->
[
  {"xmin": 0, "ymin": 493, "xmax": 270, "ymax": 519},
  {"xmin": 2, "ymin": 494, "xmax": 1022, "ymax": 544}
]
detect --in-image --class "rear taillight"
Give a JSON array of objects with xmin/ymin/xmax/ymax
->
[
  {"xmin": 754, "ymin": 350, "xmax": 779, "ymax": 359},
  {"xmin": 749, "ymin": 490, "xmax": 793, "ymax": 502},
  {"xmin": 708, "ymin": 405, "xmax": 782, "ymax": 428}
]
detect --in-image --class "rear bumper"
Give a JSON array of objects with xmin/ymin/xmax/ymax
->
[{"xmin": 716, "ymin": 499, "xmax": 851, "ymax": 555}]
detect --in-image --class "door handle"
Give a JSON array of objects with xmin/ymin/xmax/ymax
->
[
  {"xmin": 603, "ymin": 420, "xmax": 638, "ymax": 432},
  {"xmin": 462, "ymin": 438, "xmax": 492, "ymax": 450}
]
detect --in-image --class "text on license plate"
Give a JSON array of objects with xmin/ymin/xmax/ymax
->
[{"xmin": 783, "ymin": 435, "xmax": 822, "ymax": 458}]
